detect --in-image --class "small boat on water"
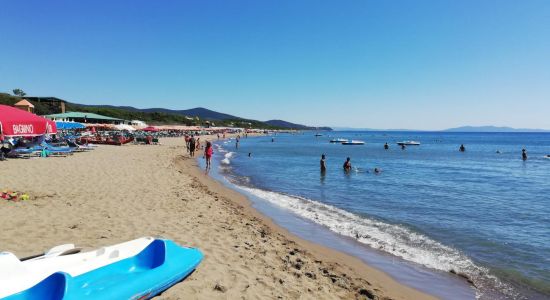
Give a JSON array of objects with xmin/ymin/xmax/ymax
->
[
  {"xmin": 342, "ymin": 140, "xmax": 365, "ymax": 145},
  {"xmin": 314, "ymin": 133, "xmax": 323, "ymax": 137},
  {"xmin": 0, "ymin": 237, "xmax": 203, "ymax": 300},
  {"xmin": 397, "ymin": 141, "xmax": 420, "ymax": 146},
  {"xmin": 330, "ymin": 138, "xmax": 348, "ymax": 143}
]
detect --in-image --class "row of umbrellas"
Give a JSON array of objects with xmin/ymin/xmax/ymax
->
[{"xmin": 0, "ymin": 104, "xmax": 238, "ymax": 139}]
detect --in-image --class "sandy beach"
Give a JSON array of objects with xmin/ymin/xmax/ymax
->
[{"xmin": 0, "ymin": 135, "xmax": 435, "ymax": 299}]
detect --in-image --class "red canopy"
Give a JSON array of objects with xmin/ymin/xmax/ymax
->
[
  {"xmin": 142, "ymin": 126, "xmax": 159, "ymax": 132},
  {"xmin": 0, "ymin": 105, "xmax": 57, "ymax": 137}
]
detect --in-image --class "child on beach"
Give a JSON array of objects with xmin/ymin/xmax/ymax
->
[{"xmin": 204, "ymin": 141, "xmax": 213, "ymax": 169}]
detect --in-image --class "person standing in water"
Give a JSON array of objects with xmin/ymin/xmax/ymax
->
[
  {"xmin": 343, "ymin": 157, "xmax": 352, "ymax": 172},
  {"xmin": 401, "ymin": 144, "xmax": 406, "ymax": 150},
  {"xmin": 204, "ymin": 141, "xmax": 213, "ymax": 170},
  {"xmin": 384, "ymin": 143, "xmax": 389, "ymax": 150},
  {"xmin": 522, "ymin": 148, "xmax": 528, "ymax": 160},
  {"xmin": 236, "ymin": 137, "xmax": 240, "ymax": 149},
  {"xmin": 320, "ymin": 154, "xmax": 327, "ymax": 173},
  {"xmin": 459, "ymin": 144, "xmax": 466, "ymax": 152}
]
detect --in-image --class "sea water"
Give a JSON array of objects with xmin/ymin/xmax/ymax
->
[{"xmin": 209, "ymin": 132, "xmax": 550, "ymax": 299}]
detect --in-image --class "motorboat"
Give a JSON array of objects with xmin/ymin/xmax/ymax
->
[
  {"xmin": 397, "ymin": 141, "xmax": 420, "ymax": 146},
  {"xmin": 342, "ymin": 140, "xmax": 365, "ymax": 145},
  {"xmin": 329, "ymin": 138, "xmax": 348, "ymax": 143}
]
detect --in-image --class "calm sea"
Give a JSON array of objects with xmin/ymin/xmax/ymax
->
[{"xmin": 210, "ymin": 131, "xmax": 550, "ymax": 299}]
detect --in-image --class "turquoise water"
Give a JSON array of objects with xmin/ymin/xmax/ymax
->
[{"xmin": 212, "ymin": 132, "xmax": 550, "ymax": 299}]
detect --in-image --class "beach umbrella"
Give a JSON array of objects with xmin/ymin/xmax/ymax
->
[
  {"xmin": 55, "ymin": 121, "xmax": 85, "ymax": 130},
  {"xmin": 142, "ymin": 126, "xmax": 159, "ymax": 132},
  {"xmin": 0, "ymin": 105, "xmax": 57, "ymax": 137}
]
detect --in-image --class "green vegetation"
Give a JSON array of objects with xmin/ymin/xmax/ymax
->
[
  {"xmin": 64, "ymin": 103, "xmax": 197, "ymax": 125},
  {"xmin": 0, "ymin": 93, "xmax": 61, "ymax": 115},
  {"xmin": 12, "ymin": 89, "xmax": 26, "ymax": 97},
  {"xmin": 1, "ymin": 92, "xmax": 281, "ymax": 128}
]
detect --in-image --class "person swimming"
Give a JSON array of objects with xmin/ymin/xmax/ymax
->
[
  {"xmin": 374, "ymin": 167, "xmax": 381, "ymax": 174},
  {"xmin": 459, "ymin": 144, "xmax": 465, "ymax": 152},
  {"xmin": 401, "ymin": 144, "xmax": 406, "ymax": 150},
  {"xmin": 384, "ymin": 143, "xmax": 389, "ymax": 150},
  {"xmin": 343, "ymin": 157, "xmax": 352, "ymax": 172},
  {"xmin": 320, "ymin": 154, "xmax": 327, "ymax": 172}
]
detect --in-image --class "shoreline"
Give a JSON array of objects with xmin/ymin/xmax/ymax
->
[
  {"xmin": 185, "ymin": 134, "xmax": 438, "ymax": 299},
  {"xmin": 0, "ymin": 134, "xmax": 435, "ymax": 299}
]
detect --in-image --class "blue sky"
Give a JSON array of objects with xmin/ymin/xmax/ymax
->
[{"xmin": 1, "ymin": 0, "xmax": 549, "ymax": 130}]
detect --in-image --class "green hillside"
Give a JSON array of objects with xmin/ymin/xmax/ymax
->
[{"xmin": 1, "ymin": 93, "xmax": 281, "ymax": 129}]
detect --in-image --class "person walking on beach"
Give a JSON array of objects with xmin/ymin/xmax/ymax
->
[
  {"xmin": 522, "ymin": 148, "xmax": 528, "ymax": 160},
  {"xmin": 459, "ymin": 144, "xmax": 466, "ymax": 152},
  {"xmin": 185, "ymin": 135, "xmax": 190, "ymax": 153},
  {"xmin": 204, "ymin": 141, "xmax": 213, "ymax": 170},
  {"xmin": 320, "ymin": 154, "xmax": 327, "ymax": 173},
  {"xmin": 189, "ymin": 136, "xmax": 196, "ymax": 157},
  {"xmin": 343, "ymin": 157, "xmax": 352, "ymax": 172},
  {"xmin": 384, "ymin": 142, "xmax": 389, "ymax": 150}
]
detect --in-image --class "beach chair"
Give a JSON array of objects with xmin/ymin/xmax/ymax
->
[
  {"xmin": 39, "ymin": 143, "xmax": 74, "ymax": 157},
  {"xmin": 67, "ymin": 140, "xmax": 92, "ymax": 152},
  {"xmin": 7, "ymin": 148, "xmax": 38, "ymax": 159}
]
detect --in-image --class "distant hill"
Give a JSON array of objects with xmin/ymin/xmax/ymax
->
[
  {"xmin": 77, "ymin": 103, "xmax": 333, "ymax": 129},
  {"xmin": 82, "ymin": 105, "xmax": 240, "ymax": 121},
  {"xmin": 1, "ymin": 93, "xmax": 328, "ymax": 130},
  {"xmin": 265, "ymin": 120, "xmax": 332, "ymax": 131},
  {"xmin": 444, "ymin": 126, "xmax": 549, "ymax": 133}
]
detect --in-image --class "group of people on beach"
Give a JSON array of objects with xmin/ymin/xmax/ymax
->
[{"xmin": 185, "ymin": 135, "xmax": 213, "ymax": 169}]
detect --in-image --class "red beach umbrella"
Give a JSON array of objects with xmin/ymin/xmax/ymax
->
[{"xmin": 0, "ymin": 105, "xmax": 57, "ymax": 137}]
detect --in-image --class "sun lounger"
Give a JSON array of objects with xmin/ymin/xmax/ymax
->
[{"xmin": 7, "ymin": 148, "xmax": 39, "ymax": 159}]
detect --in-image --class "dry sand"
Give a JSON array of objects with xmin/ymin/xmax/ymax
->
[{"xmin": 0, "ymin": 135, "xmax": 436, "ymax": 299}]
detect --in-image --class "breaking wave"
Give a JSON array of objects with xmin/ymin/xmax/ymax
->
[{"xmin": 234, "ymin": 185, "xmax": 519, "ymax": 299}]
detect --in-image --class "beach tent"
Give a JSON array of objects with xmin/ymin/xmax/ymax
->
[
  {"xmin": 142, "ymin": 126, "xmax": 159, "ymax": 132},
  {"xmin": 55, "ymin": 121, "xmax": 86, "ymax": 130},
  {"xmin": 0, "ymin": 105, "xmax": 57, "ymax": 137}
]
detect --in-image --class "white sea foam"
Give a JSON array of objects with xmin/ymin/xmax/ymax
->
[
  {"xmin": 234, "ymin": 185, "xmax": 518, "ymax": 299},
  {"xmin": 221, "ymin": 152, "xmax": 235, "ymax": 165}
]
